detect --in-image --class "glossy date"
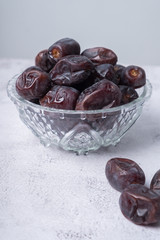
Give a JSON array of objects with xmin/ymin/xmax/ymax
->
[
  {"xmin": 95, "ymin": 63, "xmax": 118, "ymax": 84},
  {"xmin": 119, "ymin": 85, "xmax": 139, "ymax": 104},
  {"xmin": 119, "ymin": 184, "xmax": 160, "ymax": 225},
  {"xmin": 150, "ymin": 169, "xmax": 160, "ymax": 193},
  {"xmin": 16, "ymin": 66, "xmax": 51, "ymax": 101},
  {"xmin": 40, "ymin": 85, "xmax": 79, "ymax": 110},
  {"xmin": 35, "ymin": 49, "xmax": 56, "ymax": 72},
  {"xmin": 49, "ymin": 55, "xmax": 94, "ymax": 86},
  {"xmin": 48, "ymin": 38, "xmax": 80, "ymax": 62},
  {"xmin": 105, "ymin": 158, "xmax": 145, "ymax": 192},
  {"xmin": 114, "ymin": 64, "xmax": 125, "ymax": 84},
  {"xmin": 15, "ymin": 38, "xmax": 147, "ymax": 111},
  {"xmin": 81, "ymin": 47, "xmax": 118, "ymax": 66},
  {"xmin": 121, "ymin": 65, "xmax": 146, "ymax": 88},
  {"xmin": 75, "ymin": 79, "xmax": 122, "ymax": 110}
]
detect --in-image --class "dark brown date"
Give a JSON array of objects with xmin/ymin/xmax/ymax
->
[
  {"xmin": 121, "ymin": 65, "xmax": 146, "ymax": 88},
  {"xmin": 75, "ymin": 79, "xmax": 121, "ymax": 110},
  {"xmin": 81, "ymin": 47, "xmax": 117, "ymax": 66},
  {"xmin": 40, "ymin": 85, "xmax": 79, "ymax": 110},
  {"xmin": 48, "ymin": 38, "xmax": 80, "ymax": 62},
  {"xmin": 95, "ymin": 64, "xmax": 118, "ymax": 84},
  {"xmin": 90, "ymin": 109, "xmax": 121, "ymax": 132},
  {"xmin": 105, "ymin": 158, "xmax": 145, "ymax": 192},
  {"xmin": 16, "ymin": 66, "xmax": 51, "ymax": 101},
  {"xmin": 150, "ymin": 169, "xmax": 160, "ymax": 194},
  {"xmin": 49, "ymin": 55, "xmax": 94, "ymax": 86},
  {"xmin": 30, "ymin": 99, "xmax": 40, "ymax": 104},
  {"xmin": 35, "ymin": 49, "xmax": 56, "ymax": 72},
  {"xmin": 119, "ymin": 184, "xmax": 160, "ymax": 225},
  {"xmin": 119, "ymin": 85, "xmax": 139, "ymax": 104},
  {"xmin": 72, "ymin": 71, "xmax": 96, "ymax": 92},
  {"xmin": 114, "ymin": 64, "xmax": 125, "ymax": 84}
]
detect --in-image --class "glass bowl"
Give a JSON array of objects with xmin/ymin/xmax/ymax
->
[{"xmin": 7, "ymin": 75, "xmax": 152, "ymax": 154}]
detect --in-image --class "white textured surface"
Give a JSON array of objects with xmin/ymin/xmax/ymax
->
[{"xmin": 0, "ymin": 59, "xmax": 160, "ymax": 240}]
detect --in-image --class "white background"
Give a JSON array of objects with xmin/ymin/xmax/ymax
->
[{"xmin": 0, "ymin": 0, "xmax": 160, "ymax": 65}]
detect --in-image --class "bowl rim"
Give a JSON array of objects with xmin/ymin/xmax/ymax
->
[{"xmin": 7, "ymin": 73, "xmax": 152, "ymax": 115}]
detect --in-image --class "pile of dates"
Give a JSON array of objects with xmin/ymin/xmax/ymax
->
[
  {"xmin": 16, "ymin": 38, "xmax": 146, "ymax": 110},
  {"xmin": 105, "ymin": 158, "xmax": 160, "ymax": 225}
]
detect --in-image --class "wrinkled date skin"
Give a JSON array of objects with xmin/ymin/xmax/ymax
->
[
  {"xmin": 105, "ymin": 158, "xmax": 145, "ymax": 192},
  {"xmin": 95, "ymin": 63, "xmax": 118, "ymax": 85},
  {"xmin": 49, "ymin": 55, "xmax": 94, "ymax": 86},
  {"xmin": 16, "ymin": 66, "xmax": 51, "ymax": 101},
  {"xmin": 150, "ymin": 169, "xmax": 160, "ymax": 194},
  {"xmin": 35, "ymin": 49, "xmax": 56, "ymax": 72},
  {"xmin": 15, "ymin": 38, "xmax": 147, "ymax": 111},
  {"xmin": 121, "ymin": 65, "xmax": 146, "ymax": 88},
  {"xmin": 75, "ymin": 79, "xmax": 122, "ymax": 110},
  {"xmin": 119, "ymin": 85, "xmax": 139, "ymax": 104},
  {"xmin": 81, "ymin": 47, "xmax": 118, "ymax": 66},
  {"xmin": 40, "ymin": 85, "xmax": 79, "ymax": 110},
  {"xmin": 119, "ymin": 184, "xmax": 160, "ymax": 225},
  {"xmin": 48, "ymin": 38, "xmax": 80, "ymax": 62}
]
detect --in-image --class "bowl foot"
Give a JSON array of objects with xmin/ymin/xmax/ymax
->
[{"xmin": 40, "ymin": 137, "xmax": 51, "ymax": 147}]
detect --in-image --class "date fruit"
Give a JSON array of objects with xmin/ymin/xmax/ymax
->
[
  {"xmin": 15, "ymin": 38, "xmax": 147, "ymax": 111},
  {"xmin": 48, "ymin": 38, "xmax": 80, "ymax": 62},
  {"xmin": 114, "ymin": 64, "xmax": 125, "ymax": 84},
  {"xmin": 72, "ymin": 71, "xmax": 96, "ymax": 92},
  {"xmin": 81, "ymin": 47, "xmax": 117, "ymax": 66},
  {"xmin": 105, "ymin": 158, "xmax": 145, "ymax": 192},
  {"xmin": 75, "ymin": 79, "xmax": 122, "ymax": 110},
  {"xmin": 49, "ymin": 55, "xmax": 94, "ymax": 86},
  {"xmin": 150, "ymin": 169, "xmax": 160, "ymax": 193},
  {"xmin": 121, "ymin": 65, "xmax": 146, "ymax": 88},
  {"xmin": 119, "ymin": 85, "xmax": 138, "ymax": 104},
  {"xmin": 40, "ymin": 85, "xmax": 79, "ymax": 110},
  {"xmin": 119, "ymin": 184, "xmax": 160, "ymax": 225},
  {"xmin": 16, "ymin": 66, "xmax": 51, "ymax": 101},
  {"xmin": 95, "ymin": 64, "xmax": 118, "ymax": 84},
  {"xmin": 35, "ymin": 49, "xmax": 56, "ymax": 72}
]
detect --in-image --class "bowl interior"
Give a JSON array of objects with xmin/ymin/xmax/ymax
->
[{"xmin": 7, "ymin": 75, "xmax": 152, "ymax": 154}]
